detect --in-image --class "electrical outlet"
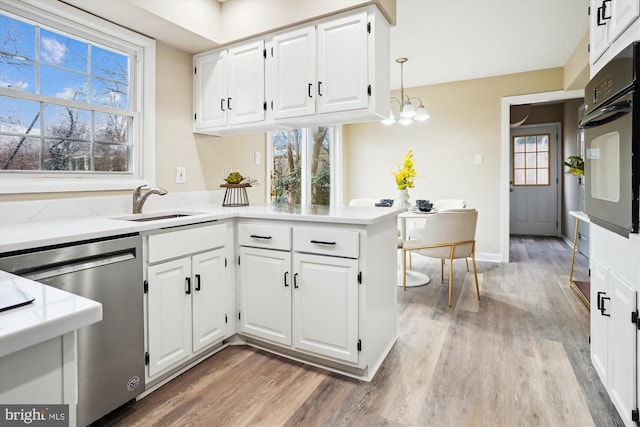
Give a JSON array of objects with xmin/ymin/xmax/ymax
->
[
  {"xmin": 176, "ymin": 166, "xmax": 186, "ymax": 184},
  {"xmin": 254, "ymin": 151, "xmax": 261, "ymax": 165}
]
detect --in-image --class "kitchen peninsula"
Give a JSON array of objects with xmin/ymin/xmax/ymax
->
[{"xmin": 0, "ymin": 197, "xmax": 400, "ymax": 424}]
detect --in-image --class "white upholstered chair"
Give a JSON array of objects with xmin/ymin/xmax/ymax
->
[
  {"xmin": 401, "ymin": 208, "xmax": 480, "ymax": 307},
  {"xmin": 349, "ymin": 198, "xmax": 378, "ymax": 207}
]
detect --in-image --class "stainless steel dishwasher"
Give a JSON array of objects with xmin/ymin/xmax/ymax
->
[{"xmin": 0, "ymin": 233, "xmax": 144, "ymax": 427}]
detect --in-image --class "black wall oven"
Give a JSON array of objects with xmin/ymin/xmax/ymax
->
[{"xmin": 579, "ymin": 41, "xmax": 639, "ymax": 237}]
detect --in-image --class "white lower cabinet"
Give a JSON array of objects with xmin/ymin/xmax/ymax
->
[
  {"xmin": 238, "ymin": 222, "xmax": 366, "ymax": 366},
  {"xmin": 145, "ymin": 223, "xmax": 230, "ymax": 379},
  {"xmin": 238, "ymin": 246, "xmax": 292, "ymax": 346},
  {"xmin": 590, "ymin": 224, "xmax": 639, "ymax": 427},
  {"xmin": 293, "ymin": 253, "xmax": 359, "ymax": 363}
]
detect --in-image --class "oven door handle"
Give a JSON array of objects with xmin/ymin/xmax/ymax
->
[{"xmin": 579, "ymin": 99, "xmax": 632, "ymax": 129}]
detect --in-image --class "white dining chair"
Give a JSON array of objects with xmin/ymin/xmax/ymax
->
[{"xmin": 401, "ymin": 208, "xmax": 480, "ymax": 307}]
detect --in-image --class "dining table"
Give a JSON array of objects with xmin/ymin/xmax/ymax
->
[{"xmin": 397, "ymin": 208, "xmax": 438, "ymax": 287}]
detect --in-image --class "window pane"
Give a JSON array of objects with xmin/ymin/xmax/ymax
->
[
  {"xmin": 91, "ymin": 77, "xmax": 129, "ymax": 109},
  {"xmin": 309, "ymin": 126, "xmax": 330, "ymax": 205},
  {"xmin": 95, "ymin": 112, "xmax": 129, "ymax": 143},
  {"xmin": 0, "ymin": 14, "xmax": 35, "ymax": 59},
  {"xmin": 91, "ymin": 45, "xmax": 128, "ymax": 83},
  {"xmin": 537, "ymin": 168, "xmax": 549, "ymax": 185},
  {"xmin": 525, "ymin": 153, "xmax": 536, "ymax": 168},
  {"xmin": 537, "ymin": 134, "xmax": 549, "ymax": 151},
  {"xmin": 525, "ymin": 136, "xmax": 536, "ymax": 152},
  {"xmin": 513, "ymin": 137, "xmax": 525, "ymax": 152},
  {"xmin": 537, "ymin": 152, "xmax": 548, "ymax": 167},
  {"xmin": 525, "ymin": 169, "xmax": 536, "ymax": 185},
  {"xmin": 272, "ymin": 129, "xmax": 302, "ymax": 204},
  {"xmin": 43, "ymin": 138, "xmax": 88, "ymax": 170},
  {"xmin": 0, "ymin": 97, "xmax": 40, "ymax": 134},
  {"xmin": 40, "ymin": 28, "xmax": 87, "ymax": 72},
  {"xmin": 43, "ymin": 105, "xmax": 90, "ymax": 140},
  {"xmin": 514, "ymin": 153, "xmax": 524, "ymax": 168},
  {"xmin": 94, "ymin": 143, "xmax": 129, "ymax": 172},
  {"xmin": 0, "ymin": 54, "xmax": 36, "ymax": 92},
  {"xmin": 40, "ymin": 64, "xmax": 87, "ymax": 101},
  {"xmin": 0, "ymin": 134, "xmax": 40, "ymax": 170},
  {"xmin": 514, "ymin": 169, "xmax": 525, "ymax": 185}
]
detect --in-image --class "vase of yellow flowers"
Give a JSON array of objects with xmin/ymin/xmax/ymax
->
[{"xmin": 393, "ymin": 149, "xmax": 417, "ymax": 207}]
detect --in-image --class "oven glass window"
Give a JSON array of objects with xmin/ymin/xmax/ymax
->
[{"xmin": 588, "ymin": 131, "xmax": 620, "ymax": 202}]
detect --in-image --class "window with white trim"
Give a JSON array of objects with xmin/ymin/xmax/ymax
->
[{"xmin": 0, "ymin": 0, "xmax": 155, "ymax": 193}]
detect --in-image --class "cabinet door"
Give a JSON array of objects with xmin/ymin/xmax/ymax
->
[
  {"xmin": 607, "ymin": 271, "xmax": 637, "ymax": 427},
  {"xmin": 192, "ymin": 249, "xmax": 226, "ymax": 353},
  {"xmin": 293, "ymin": 253, "xmax": 359, "ymax": 363},
  {"xmin": 316, "ymin": 11, "xmax": 369, "ymax": 114},
  {"xmin": 590, "ymin": 257, "xmax": 609, "ymax": 382},
  {"xmin": 271, "ymin": 26, "xmax": 317, "ymax": 119},
  {"xmin": 590, "ymin": 0, "xmax": 610, "ymax": 64},
  {"xmin": 609, "ymin": 0, "xmax": 640, "ymax": 42},
  {"xmin": 238, "ymin": 246, "xmax": 292, "ymax": 345},
  {"xmin": 194, "ymin": 50, "xmax": 227, "ymax": 129},
  {"xmin": 147, "ymin": 258, "xmax": 192, "ymax": 377},
  {"xmin": 227, "ymin": 40, "xmax": 265, "ymax": 125}
]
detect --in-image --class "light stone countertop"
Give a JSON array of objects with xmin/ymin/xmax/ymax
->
[
  {"xmin": 0, "ymin": 204, "xmax": 402, "ymax": 254},
  {"xmin": 0, "ymin": 270, "xmax": 102, "ymax": 357}
]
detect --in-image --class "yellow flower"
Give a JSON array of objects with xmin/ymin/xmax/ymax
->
[{"xmin": 393, "ymin": 149, "xmax": 418, "ymax": 189}]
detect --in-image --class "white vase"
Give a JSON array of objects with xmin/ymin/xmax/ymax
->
[{"xmin": 397, "ymin": 189, "xmax": 410, "ymax": 208}]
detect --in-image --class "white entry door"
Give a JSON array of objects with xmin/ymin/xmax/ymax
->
[{"xmin": 509, "ymin": 124, "xmax": 559, "ymax": 236}]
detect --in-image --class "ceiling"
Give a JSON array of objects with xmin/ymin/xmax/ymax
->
[
  {"xmin": 61, "ymin": 0, "xmax": 590, "ymax": 90},
  {"xmin": 390, "ymin": 0, "xmax": 589, "ymax": 89}
]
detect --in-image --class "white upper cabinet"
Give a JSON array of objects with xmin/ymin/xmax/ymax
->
[
  {"xmin": 193, "ymin": 50, "xmax": 227, "ymax": 129},
  {"xmin": 268, "ymin": 8, "xmax": 389, "ymax": 125},
  {"xmin": 590, "ymin": 0, "xmax": 640, "ymax": 75},
  {"xmin": 271, "ymin": 27, "xmax": 317, "ymax": 119},
  {"xmin": 316, "ymin": 11, "xmax": 369, "ymax": 114},
  {"xmin": 194, "ymin": 5, "xmax": 390, "ymax": 135},
  {"xmin": 193, "ymin": 40, "xmax": 265, "ymax": 133},
  {"xmin": 227, "ymin": 41, "xmax": 266, "ymax": 125}
]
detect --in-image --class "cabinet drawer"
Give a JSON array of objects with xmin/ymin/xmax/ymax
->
[
  {"xmin": 293, "ymin": 227, "xmax": 359, "ymax": 258},
  {"xmin": 238, "ymin": 223, "xmax": 291, "ymax": 250},
  {"xmin": 148, "ymin": 224, "xmax": 227, "ymax": 263}
]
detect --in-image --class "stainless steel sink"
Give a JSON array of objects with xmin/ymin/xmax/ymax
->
[
  {"xmin": 113, "ymin": 211, "xmax": 206, "ymax": 222},
  {"xmin": 127, "ymin": 213, "xmax": 191, "ymax": 222}
]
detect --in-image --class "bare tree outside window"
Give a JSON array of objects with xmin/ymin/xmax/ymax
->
[{"xmin": 270, "ymin": 127, "xmax": 332, "ymax": 206}]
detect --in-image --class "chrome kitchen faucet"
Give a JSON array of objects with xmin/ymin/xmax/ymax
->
[{"xmin": 132, "ymin": 185, "xmax": 168, "ymax": 214}]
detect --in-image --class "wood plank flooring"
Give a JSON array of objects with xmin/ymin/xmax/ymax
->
[{"xmin": 93, "ymin": 236, "xmax": 623, "ymax": 427}]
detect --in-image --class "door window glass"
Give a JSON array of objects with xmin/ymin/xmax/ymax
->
[{"xmin": 512, "ymin": 133, "xmax": 550, "ymax": 186}]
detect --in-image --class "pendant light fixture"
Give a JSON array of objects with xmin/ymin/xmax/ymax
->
[{"xmin": 381, "ymin": 57, "xmax": 430, "ymax": 125}]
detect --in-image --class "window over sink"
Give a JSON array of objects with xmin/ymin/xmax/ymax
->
[{"xmin": 0, "ymin": 0, "xmax": 155, "ymax": 193}]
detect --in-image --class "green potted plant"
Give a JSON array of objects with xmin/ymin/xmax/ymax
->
[{"xmin": 564, "ymin": 155, "xmax": 584, "ymax": 176}]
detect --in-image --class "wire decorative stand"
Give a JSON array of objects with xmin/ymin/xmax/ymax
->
[{"xmin": 221, "ymin": 183, "xmax": 251, "ymax": 206}]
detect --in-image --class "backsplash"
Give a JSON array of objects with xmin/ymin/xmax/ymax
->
[{"xmin": 0, "ymin": 190, "xmax": 225, "ymax": 226}]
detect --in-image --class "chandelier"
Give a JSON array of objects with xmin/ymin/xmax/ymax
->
[{"xmin": 381, "ymin": 57, "xmax": 430, "ymax": 125}]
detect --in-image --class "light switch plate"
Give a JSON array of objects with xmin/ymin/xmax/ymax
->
[
  {"xmin": 254, "ymin": 151, "xmax": 261, "ymax": 165},
  {"xmin": 176, "ymin": 166, "xmax": 186, "ymax": 184},
  {"xmin": 474, "ymin": 154, "xmax": 483, "ymax": 165}
]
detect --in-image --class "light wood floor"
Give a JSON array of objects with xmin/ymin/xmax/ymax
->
[{"xmin": 94, "ymin": 236, "xmax": 622, "ymax": 427}]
